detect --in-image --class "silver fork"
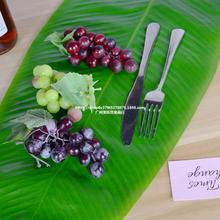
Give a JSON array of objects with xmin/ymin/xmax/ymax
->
[{"xmin": 139, "ymin": 28, "xmax": 185, "ymax": 138}]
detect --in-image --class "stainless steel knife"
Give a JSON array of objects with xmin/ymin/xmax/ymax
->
[{"xmin": 122, "ymin": 22, "xmax": 160, "ymax": 145}]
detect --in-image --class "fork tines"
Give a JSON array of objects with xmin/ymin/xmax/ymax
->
[{"xmin": 139, "ymin": 100, "xmax": 162, "ymax": 138}]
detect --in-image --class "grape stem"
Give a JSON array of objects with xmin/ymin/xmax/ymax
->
[{"xmin": 30, "ymin": 154, "xmax": 50, "ymax": 168}]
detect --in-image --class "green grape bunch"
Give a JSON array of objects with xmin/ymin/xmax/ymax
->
[{"xmin": 32, "ymin": 65, "xmax": 71, "ymax": 114}]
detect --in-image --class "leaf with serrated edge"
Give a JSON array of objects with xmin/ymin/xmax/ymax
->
[
  {"xmin": 11, "ymin": 109, "xmax": 53, "ymax": 130},
  {"xmin": 52, "ymin": 72, "xmax": 98, "ymax": 108}
]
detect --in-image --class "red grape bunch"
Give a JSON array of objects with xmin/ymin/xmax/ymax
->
[
  {"xmin": 25, "ymin": 117, "xmax": 109, "ymax": 178},
  {"xmin": 64, "ymin": 26, "xmax": 138, "ymax": 73}
]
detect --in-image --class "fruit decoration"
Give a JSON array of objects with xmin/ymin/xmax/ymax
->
[
  {"xmin": 32, "ymin": 64, "xmax": 101, "ymax": 114},
  {"xmin": 8, "ymin": 110, "xmax": 109, "ymax": 178},
  {"xmin": 45, "ymin": 26, "xmax": 138, "ymax": 73}
]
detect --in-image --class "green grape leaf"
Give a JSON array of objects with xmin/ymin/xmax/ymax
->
[
  {"xmin": 45, "ymin": 30, "xmax": 74, "ymax": 56},
  {"xmin": 52, "ymin": 72, "xmax": 100, "ymax": 108},
  {"xmin": 10, "ymin": 109, "xmax": 54, "ymax": 130},
  {"xmin": 6, "ymin": 123, "xmax": 28, "ymax": 142}
]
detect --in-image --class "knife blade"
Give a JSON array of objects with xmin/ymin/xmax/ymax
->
[{"xmin": 122, "ymin": 22, "xmax": 160, "ymax": 145}]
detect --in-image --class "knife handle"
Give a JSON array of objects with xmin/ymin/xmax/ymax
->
[{"xmin": 139, "ymin": 23, "xmax": 160, "ymax": 77}]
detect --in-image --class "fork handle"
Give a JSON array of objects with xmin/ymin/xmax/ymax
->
[{"xmin": 157, "ymin": 28, "xmax": 185, "ymax": 90}]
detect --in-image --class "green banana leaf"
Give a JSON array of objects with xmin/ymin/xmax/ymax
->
[{"xmin": 0, "ymin": 0, "xmax": 220, "ymax": 219}]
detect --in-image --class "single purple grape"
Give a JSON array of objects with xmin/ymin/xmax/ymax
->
[
  {"xmin": 87, "ymin": 32, "xmax": 96, "ymax": 42},
  {"xmin": 110, "ymin": 47, "xmax": 121, "ymax": 57},
  {"xmin": 78, "ymin": 48, "xmax": 88, "ymax": 60},
  {"xmin": 31, "ymin": 130, "xmax": 47, "ymax": 141},
  {"xmin": 119, "ymin": 49, "xmax": 132, "ymax": 61},
  {"xmin": 64, "ymin": 28, "xmax": 73, "ymax": 37},
  {"xmin": 91, "ymin": 138, "xmax": 101, "ymax": 149},
  {"xmin": 58, "ymin": 130, "xmax": 70, "ymax": 140},
  {"xmin": 90, "ymin": 162, "xmax": 104, "ymax": 178},
  {"xmin": 25, "ymin": 139, "xmax": 44, "ymax": 155},
  {"xmin": 80, "ymin": 128, "xmax": 94, "ymax": 140},
  {"xmin": 94, "ymin": 148, "xmax": 109, "ymax": 163},
  {"xmin": 86, "ymin": 56, "xmax": 97, "ymax": 68},
  {"xmin": 40, "ymin": 145, "xmax": 51, "ymax": 159},
  {"xmin": 66, "ymin": 41, "xmax": 80, "ymax": 55},
  {"xmin": 79, "ymin": 153, "xmax": 91, "ymax": 166},
  {"xmin": 74, "ymin": 26, "xmax": 87, "ymax": 40},
  {"xmin": 109, "ymin": 59, "xmax": 122, "ymax": 73},
  {"xmin": 101, "ymin": 55, "xmax": 111, "ymax": 67},
  {"xmin": 51, "ymin": 146, "xmax": 67, "ymax": 163},
  {"xmin": 94, "ymin": 34, "xmax": 105, "ymax": 45},
  {"xmin": 68, "ymin": 144, "xmax": 80, "ymax": 156},
  {"xmin": 57, "ymin": 117, "xmax": 73, "ymax": 131},
  {"xmin": 79, "ymin": 141, "xmax": 94, "ymax": 154},
  {"xmin": 92, "ymin": 45, "xmax": 105, "ymax": 59},
  {"xmin": 69, "ymin": 132, "xmax": 84, "ymax": 145},
  {"xmin": 78, "ymin": 36, "xmax": 90, "ymax": 49},
  {"xmin": 104, "ymin": 38, "xmax": 116, "ymax": 50},
  {"xmin": 69, "ymin": 55, "xmax": 81, "ymax": 66},
  {"xmin": 124, "ymin": 59, "xmax": 138, "ymax": 73}
]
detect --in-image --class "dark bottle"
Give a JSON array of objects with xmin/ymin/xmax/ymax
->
[{"xmin": 0, "ymin": 0, "xmax": 17, "ymax": 55}]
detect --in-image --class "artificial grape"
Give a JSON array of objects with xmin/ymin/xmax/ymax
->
[
  {"xmin": 80, "ymin": 128, "xmax": 94, "ymax": 140},
  {"xmin": 45, "ymin": 120, "xmax": 57, "ymax": 133},
  {"xmin": 65, "ymin": 39, "xmax": 75, "ymax": 48},
  {"xmin": 67, "ymin": 107, "xmax": 82, "ymax": 123},
  {"xmin": 67, "ymin": 41, "xmax": 80, "ymax": 55},
  {"xmin": 94, "ymin": 34, "xmax": 105, "ymax": 45},
  {"xmin": 58, "ymin": 130, "xmax": 70, "ymax": 140},
  {"xmin": 91, "ymin": 138, "xmax": 101, "ymax": 149},
  {"xmin": 101, "ymin": 55, "xmax": 111, "ymax": 67},
  {"xmin": 78, "ymin": 36, "xmax": 90, "ymax": 49},
  {"xmin": 110, "ymin": 47, "xmax": 121, "ymax": 57},
  {"xmin": 69, "ymin": 55, "xmax": 81, "ymax": 66},
  {"xmin": 33, "ymin": 65, "xmax": 41, "ymax": 76},
  {"xmin": 45, "ymin": 89, "xmax": 59, "ymax": 102},
  {"xmin": 32, "ymin": 130, "xmax": 47, "ymax": 141},
  {"xmin": 80, "ymin": 141, "xmax": 94, "ymax": 154},
  {"xmin": 69, "ymin": 132, "xmax": 83, "ymax": 145},
  {"xmin": 40, "ymin": 145, "xmax": 51, "ymax": 159},
  {"xmin": 90, "ymin": 162, "xmax": 104, "ymax": 178},
  {"xmin": 59, "ymin": 97, "xmax": 72, "ymax": 110},
  {"xmin": 109, "ymin": 59, "xmax": 122, "ymax": 73},
  {"xmin": 124, "ymin": 59, "xmax": 138, "ymax": 73},
  {"xmin": 36, "ymin": 89, "xmax": 48, "ymax": 106},
  {"xmin": 119, "ymin": 49, "xmax": 132, "ymax": 60},
  {"xmin": 104, "ymin": 38, "xmax": 116, "ymax": 50},
  {"xmin": 38, "ymin": 125, "xmax": 48, "ymax": 133},
  {"xmin": 74, "ymin": 26, "xmax": 87, "ymax": 39},
  {"xmin": 64, "ymin": 28, "xmax": 73, "ymax": 37},
  {"xmin": 79, "ymin": 153, "xmax": 91, "ymax": 166},
  {"xmin": 47, "ymin": 101, "xmax": 60, "ymax": 114},
  {"xmin": 68, "ymin": 144, "xmax": 80, "ymax": 156},
  {"xmin": 78, "ymin": 48, "xmax": 88, "ymax": 60},
  {"xmin": 32, "ymin": 76, "xmax": 50, "ymax": 89},
  {"xmin": 94, "ymin": 148, "xmax": 109, "ymax": 163},
  {"xmin": 88, "ymin": 41, "xmax": 95, "ymax": 50},
  {"xmin": 25, "ymin": 139, "xmax": 44, "ymax": 155},
  {"xmin": 51, "ymin": 146, "xmax": 67, "ymax": 163},
  {"xmin": 33, "ymin": 65, "xmax": 53, "ymax": 78},
  {"xmin": 92, "ymin": 45, "xmax": 105, "ymax": 59},
  {"xmin": 86, "ymin": 56, "xmax": 97, "ymax": 68},
  {"xmin": 87, "ymin": 32, "xmax": 96, "ymax": 42},
  {"xmin": 53, "ymin": 71, "xmax": 65, "ymax": 81},
  {"xmin": 57, "ymin": 117, "xmax": 73, "ymax": 131}
]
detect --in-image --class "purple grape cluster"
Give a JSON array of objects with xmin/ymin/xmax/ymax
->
[
  {"xmin": 64, "ymin": 26, "xmax": 138, "ymax": 73},
  {"xmin": 25, "ymin": 117, "xmax": 109, "ymax": 178}
]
